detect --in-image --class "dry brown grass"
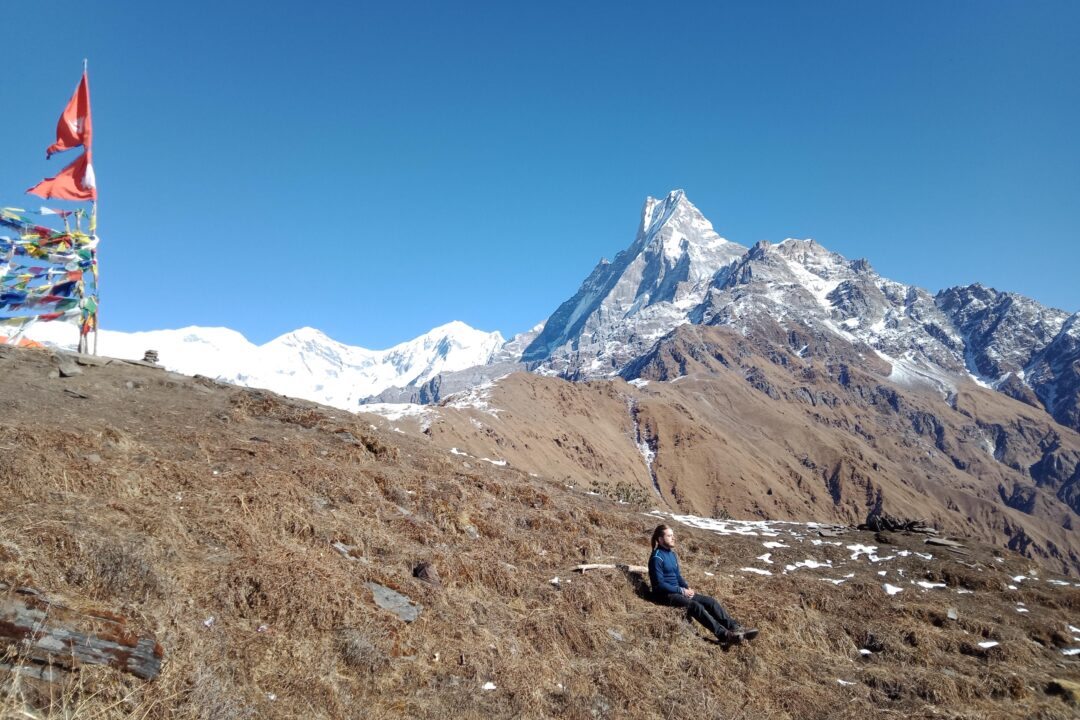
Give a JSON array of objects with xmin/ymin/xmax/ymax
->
[{"xmin": 1, "ymin": 346, "xmax": 1078, "ymax": 719}]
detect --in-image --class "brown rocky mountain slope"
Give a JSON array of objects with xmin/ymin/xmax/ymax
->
[
  {"xmin": 1, "ymin": 344, "xmax": 1079, "ymax": 719},
  {"xmin": 409, "ymin": 324, "xmax": 1080, "ymax": 576}
]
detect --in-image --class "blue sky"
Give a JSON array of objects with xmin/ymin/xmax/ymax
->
[{"xmin": 3, "ymin": 1, "xmax": 1077, "ymax": 348}]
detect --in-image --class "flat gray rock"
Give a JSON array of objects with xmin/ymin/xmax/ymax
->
[
  {"xmin": 74, "ymin": 354, "xmax": 110, "ymax": 367},
  {"xmin": 365, "ymin": 581, "xmax": 421, "ymax": 623},
  {"xmin": 56, "ymin": 353, "xmax": 83, "ymax": 377}
]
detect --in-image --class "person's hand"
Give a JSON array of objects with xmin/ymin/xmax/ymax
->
[{"xmin": 683, "ymin": 588, "xmax": 695, "ymax": 598}]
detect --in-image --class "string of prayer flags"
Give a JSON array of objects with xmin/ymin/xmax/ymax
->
[{"xmin": 0, "ymin": 207, "xmax": 97, "ymax": 341}]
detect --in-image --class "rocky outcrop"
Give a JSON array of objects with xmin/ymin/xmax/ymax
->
[{"xmin": 365, "ymin": 360, "xmax": 525, "ymax": 405}]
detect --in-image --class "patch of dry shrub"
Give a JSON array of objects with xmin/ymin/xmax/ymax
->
[
  {"xmin": 337, "ymin": 626, "xmax": 388, "ymax": 674},
  {"xmin": 75, "ymin": 539, "xmax": 161, "ymax": 601},
  {"xmin": 228, "ymin": 390, "xmax": 324, "ymax": 429}
]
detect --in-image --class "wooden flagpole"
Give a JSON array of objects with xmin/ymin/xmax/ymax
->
[
  {"xmin": 86, "ymin": 58, "xmax": 99, "ymax": 356},
  {"xmin": 91, "ymin": 199, "xmax": 98, "ymax": 356}
]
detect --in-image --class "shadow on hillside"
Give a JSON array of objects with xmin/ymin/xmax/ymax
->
[{"xmin": 625, "ymin": 569, "xmax": 652, "ymax": 600}]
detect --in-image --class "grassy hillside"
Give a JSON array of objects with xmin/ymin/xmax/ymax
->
[{"xmin": 1, "ymin": 345, "xmax": 1078, "ymax": 719}]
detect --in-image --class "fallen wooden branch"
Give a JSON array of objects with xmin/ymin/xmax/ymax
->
[
  {"xmin": 574, "ymin": 563, "xmax": 615, "ymax": 572},
  {"xmin": 573, "ymin": 563, "xmax": 648, "ymax": 574},
  {"xmin": 0, "ymin": 584, "xmax": 163, "ymax": 681}
]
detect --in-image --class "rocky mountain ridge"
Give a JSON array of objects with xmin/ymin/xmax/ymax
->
[{"xmin": 521, "ymin": 189, "xmax": 747, "ymax": 374}]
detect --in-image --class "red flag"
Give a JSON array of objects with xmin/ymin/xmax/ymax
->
[
  {"xmin": 27, "ymin": 151, "xmax": 97, "ymax": 201},
  {"xmin": 46, "ymin": 71, "xmax": 92, "ymax": 158}
]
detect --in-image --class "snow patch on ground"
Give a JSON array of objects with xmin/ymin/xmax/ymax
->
[
  {"xmin": 879, "ymin": 349, "xmax": 957, "ymax": 396},
  {"xmin": 741, "ymin": 567, "xmax": 773, "ymax": 576},
  {"xmin": 785, "ymin": 558, "xmax": 832, "ymax": 573},
  {"xmin": 916, "ymin": 581, "xmax": 946, "ymax": 590},
  {"xmin": 360, "ymin": 403, "xmax": 431, "ymax": 422},
  {"xmin": 823, "ymin": 573, "xmax": 856, "ymax": 586}
]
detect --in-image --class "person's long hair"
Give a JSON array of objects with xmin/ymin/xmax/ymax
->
[{"xmin": 650, "ymin": 524, "xmax": 671, "ymax": 551}]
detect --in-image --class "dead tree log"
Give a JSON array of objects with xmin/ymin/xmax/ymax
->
[{"xmin": 0, "ymin": 585, "xmax": 162, "ymax": 681}]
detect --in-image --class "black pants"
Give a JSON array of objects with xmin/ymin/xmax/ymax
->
[{"xmin": 659, "ymin": 592, "xmax": 738, "ymax": 639}]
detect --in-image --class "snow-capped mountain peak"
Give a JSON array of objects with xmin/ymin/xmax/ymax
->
[
  {"xmin": 382, "ymin": 321, "xmax": 506, "ymax": 380},
  {"xmin": 641, "ymin": 188, "xmax": 733, "ymax": 269},
  {"xmin": 271, "ymin": 326, "xmax": 335, "ymax": 346},
  {"xmin": 521, "ymin": 190, "xmax": 746, "ymax": 367}
]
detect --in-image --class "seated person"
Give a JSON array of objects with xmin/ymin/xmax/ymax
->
[{"xmin": 648, "ymin": 524, "xmax": 758, "ymax": 644}]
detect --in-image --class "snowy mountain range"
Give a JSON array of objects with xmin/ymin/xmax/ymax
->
[
  {"xmin": 25, "ymin": 320, "xmax": 504, "ymax": 410},
  {"xmin": 22, "ymin": 189, "xmax": 1080, "ymax": 434}
]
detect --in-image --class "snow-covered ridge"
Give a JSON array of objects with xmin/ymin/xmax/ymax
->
[{"xmin": 25, "ymin": 320, "xmax": 504, "ymax": 412}]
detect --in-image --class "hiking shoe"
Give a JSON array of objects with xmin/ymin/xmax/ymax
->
[
  {"xmin": 735, "ymin": 628, "xmax": 759, "ymax": 642},
  {"xmin": 715, "ymin": 629, "xmax": 741, "ymax": 644}
]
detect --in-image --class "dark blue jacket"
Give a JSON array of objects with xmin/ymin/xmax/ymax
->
[{"xmin": 649, "ymin": 546, "xmax": 688, "ymax": 595}]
